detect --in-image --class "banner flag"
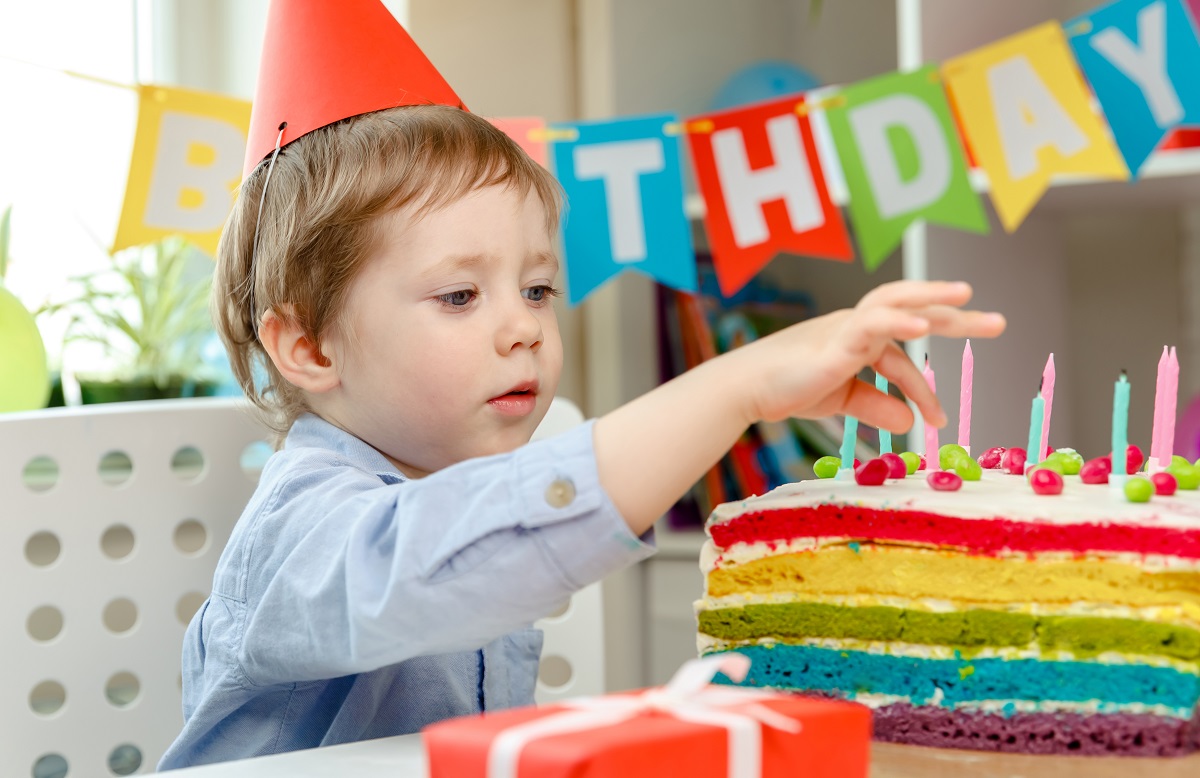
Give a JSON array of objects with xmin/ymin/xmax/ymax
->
[
  {"xmin": 489, "ymin": 117, "xmax": 549, "ymax": 167},
  {"xmin": 687, "ymin": 95, "xmax": 852, "ymax": 297},
  {"xmin": 825, "ymin": 66, "xmax": 988, "ymax": 271},
  {"xmin": 1067, "ymin": 0, "xmax": 1200, "ymax": 175},
  {"xmin": 943, "ymin": 21, "xmax": 1128, "ymax": 232},
  {"xmin": 551, "ymin": 114, "xmax": 696, "ymax": 305},
  {"xmin": 113, "ymin": 84, "xmax": 250, "ymax": 257}
]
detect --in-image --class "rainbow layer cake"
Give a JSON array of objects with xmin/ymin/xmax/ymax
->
[{"xmin": 696, "ymin": 465, "xmax": 1200, "ymax": 756}]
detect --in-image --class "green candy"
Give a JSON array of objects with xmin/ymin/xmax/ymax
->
[
  {"xmin": 1167, "ymin": 463, "xmax": 1200, "ymax": 490},
  {"xmin": 1172, "ymin": 455, "xmax": 1190, "ymax": 469},
  {"xmin": 939, "ymin": 443, "xmax": 969, "ymax": 471},
  {"xmin": 1052, "ymin": 449, "xmax": 1084, "ymax": 476},
  {"xmin": 900, "ymin": 451, "xmax": 921, "ymax": 475},
  {"xmin": 1032, "ymin": 458, "xmax": 1066, "ymax": 476},
  {"xmin": 954, "ymin": 458, "xmax": 982, "ymax": 482},
  {"xmin": 1124, "ymin": 477, "xmax": 1154, "ymax": 503},
  {"xmin": 814, "ymin": 455, "xmax": 842, "ymax": 479}
]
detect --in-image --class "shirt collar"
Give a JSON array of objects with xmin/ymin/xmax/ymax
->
[{"xmin": 285, "ymin": 413, "xmax": 407, "ymax": 484}]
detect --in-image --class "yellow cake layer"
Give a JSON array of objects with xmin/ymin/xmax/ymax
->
[{"xmin": 705, "ymin": 546, "xmax": 1200, "ymax": 616}]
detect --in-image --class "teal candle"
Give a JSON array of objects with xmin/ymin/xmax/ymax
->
[
  {"xmin": 1113, "ymin": 371, "xmax": 1130, "ymax": 476},
  {"xmin": 875, "ymin": 372, "xmax": 891, "ymax": 454},
  {"xmin": 1026, "ymin": 390, "xmax": 1044, "ymax": 469},
  {"xmin": 841, "ymin": 416, "xmax": 859, "ymax": 471}
]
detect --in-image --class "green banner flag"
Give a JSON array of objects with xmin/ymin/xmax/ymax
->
[{"xmin": 824, "ymin": 65, "xmax": 988, "ymax": 271}]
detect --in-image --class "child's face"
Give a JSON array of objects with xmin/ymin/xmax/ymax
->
[{"xmin": 322, "ymin": 184, "xmax": 563, "ymax": 478}]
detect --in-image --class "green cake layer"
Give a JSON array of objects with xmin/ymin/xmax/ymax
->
[{"xmin": 698, "ymin": 602, "xmax": 1200, "ymax": 661}]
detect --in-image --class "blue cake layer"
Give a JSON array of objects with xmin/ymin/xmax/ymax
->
[{"xmin": 711, "ymin": 644, "xmax": 1200, "ymax": 711}]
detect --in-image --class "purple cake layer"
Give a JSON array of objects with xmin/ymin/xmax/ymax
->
[{"xmin": 872, "ymin": 702, "xmax": 1200, "ymax": 757}]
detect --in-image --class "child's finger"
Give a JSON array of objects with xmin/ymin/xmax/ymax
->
[
  {"xmin": 873, "ymin": 342, "xmax": 947, "ymax": 428},
  {"xmin": 857, "ymin": 280, "xmax": 972, "ymax": 311},
  {"xmin": 841, "ymin": 378, "xmax": 916, "ymax": 433},
  {"xmin": 910, "ymin": 306, "xmax": 1007, "ymax": 339},
  {"xmin": 837, "ymin": 307, "xmax": 929, "ymax": 359}
]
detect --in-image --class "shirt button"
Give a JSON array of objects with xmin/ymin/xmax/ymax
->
[{"xmin": 544, "ymin": 478, "xmax": 576, "ymax": 508}]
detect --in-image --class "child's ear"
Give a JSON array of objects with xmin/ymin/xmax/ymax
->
[{"xmin": 258, "ymin": 307, "xmax": 340, "ymax": 394}]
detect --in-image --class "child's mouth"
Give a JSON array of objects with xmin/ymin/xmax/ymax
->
[{"xmin": 489, "ymin": 385, "xmax": 538, "ymax": 416}]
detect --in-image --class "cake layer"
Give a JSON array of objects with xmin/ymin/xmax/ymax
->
[
  {"xmin": 871, "ymin": 703, "xmax": 1200, "ymax": 757},
  {"xmin": 705, "ymin": 546, "xmax": 1200, "ymax": 612},
  {"xmin": 706, "ymin": 471, "xmax": 1200, "ymax": 559},
  {"xmin": 708, "ymin": 644, "xmax": 1200, "ymax": 710},
  {"xmin": 696, "ymin": 602, "xmax": 1200, "ymax": 661}
]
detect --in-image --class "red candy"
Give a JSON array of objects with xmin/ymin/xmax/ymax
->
[
  {"xmin": 1030, "ymin": 468, "xmax": 1064, "ymax": 495},
  {"xmin": 880, "ymin": 452, "xmax": 908, "ymax": 479},
  {"xmin": 917, "ymin": 454, "xmax": 927, "ymax": 471},
  {"xmin": 1151, "ymin": 472, "xmax": 1178, "ymax": 496},
  {"xmin": 855, "ymin": 458, "xmax": 889, "ymax": 486},
  {"xmin": 926, "ymin": 470, "xmax": 963, "ymax": 491},
  {"xmin": 977, "ymin": 446, "xmax": 1006, "ymax": 469},
  {"xmin": 1001, "ymin": 447, "xmax": 1027, "ymax": 475},
  {"xmin": 1080, "ymin": 457, "xmax": 1111, "ymax": 485},
  {"xmin": 1105, "ymin": 445, "xmax": 1144, "ymax": 475}
]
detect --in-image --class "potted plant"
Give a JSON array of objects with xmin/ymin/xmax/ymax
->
[
  {"xmin": 39, "ymin": 236, "xmax": 220, "ymax": 403},
  {"xmin": 0, "ymin": 205, "xmax": 52, "ymax": 411}
]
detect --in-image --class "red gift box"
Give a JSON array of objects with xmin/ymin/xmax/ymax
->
[{"xmin": 423, "ymin": 656, "xmax": 871, "ymax": 778}]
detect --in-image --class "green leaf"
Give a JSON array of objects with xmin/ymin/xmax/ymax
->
[{"xmin": 0, "ymin": 204, "xmax": 11, "ymax": 281}]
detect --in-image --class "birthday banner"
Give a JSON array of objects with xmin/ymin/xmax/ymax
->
[
  {"xmin": 113, "ymin": 84, "xmax": 250, "ymax": 257},
  {"xmin": 109, "ymin": 0, "xmax": 1200, "ymax": 303}
]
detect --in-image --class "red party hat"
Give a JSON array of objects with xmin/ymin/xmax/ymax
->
[{"xmin": 244, "ymin": 0, "xmax": 466, "ymax": 176}]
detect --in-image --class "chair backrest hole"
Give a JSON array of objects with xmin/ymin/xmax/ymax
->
[
  {"xmin": 176, "ymin": 592, "xmax": 207, "ymax": 625},
  {"xmin": 100, "ymin": 525, "xmax": 135, "ymax": 561},
  {"xmin": 538, "ymin": 654, "xmax": 573, "ymax": 688},
  {"xmin": 27, "ymin": 606, "xmax": 64, "ymax": 642},
  {"xmin": 102, "ymin": 598, "xmax": 138, "ymax": 634},
  {"xmin": 29, "ymin": 681, "xmax": 66, "ymax": 716},
  {"xmin": 170, "ymin": 446, "xmax": 205, "ymax": 481},
  {"xmin": 24, "ymin": 532, "xmax": 61, "ymax": 567},
  {"xmin": 22, "ymin": 456, "xmax": 59, "ymax": 493},
  {"xmin": 105, "ymin": 672, "xmax": 140, "ymax": 708},
  {"xmin": 98, "ymin": 451, "xmax": 133, "ymax": 486},
  {"xmin": 240, "ymin": 440, "xmax": 272, "ymax": 481},
  {"xmin": 31, "ymin": 753, "xmax": 68, "ymax": 778},
  {"xmin": 107, "ymin": 744, "xmax": 142, "ymax": 776},
  {"xmin": 173, "ymin": 519, "xmax": 208, "ymax": 555}
]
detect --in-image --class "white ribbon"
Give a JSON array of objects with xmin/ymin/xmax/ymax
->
[{"xmin": 486, "ymin": 654, "xmax": 801, "ymax": 778}]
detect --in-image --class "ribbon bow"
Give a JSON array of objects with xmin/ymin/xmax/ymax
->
[{"xmin": 487, "ymin": 654, "xmax": 801, "ymax": 778}]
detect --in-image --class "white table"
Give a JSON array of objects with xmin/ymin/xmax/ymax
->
[{"xmin": 170, "ymin": 735, "xmax": 1200, "ymax": 777}]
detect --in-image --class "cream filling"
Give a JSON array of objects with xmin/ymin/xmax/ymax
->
[{"xmin": 846, "ymin": 692, "xmax": 1194, "ymax": 720}]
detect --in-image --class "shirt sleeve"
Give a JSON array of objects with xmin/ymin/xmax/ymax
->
[{"xmin": 231, "ymin": 420, "xmax": 655, "ymax": 687}]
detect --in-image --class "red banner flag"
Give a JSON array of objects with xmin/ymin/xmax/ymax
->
[{"xmin": 687, "ymin": 95, "xmax": 852, "ymax": 297}]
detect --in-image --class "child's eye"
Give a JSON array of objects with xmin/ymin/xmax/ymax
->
[
  {"xmin": 524, "ymin": 285, "xmax": 561, "ymax": 304},
  {"xmin": 437, "ymin": 289, "xmax": 477, "ymax": 307}
]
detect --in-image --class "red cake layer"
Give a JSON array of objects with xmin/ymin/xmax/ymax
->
[{"xmin": 709, "ymin": 504, "xmax": 1200, "ymax": 559}]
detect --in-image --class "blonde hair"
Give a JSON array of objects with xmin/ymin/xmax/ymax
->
[{"xmin": 213, "ymin": 105, "xmax": 563, "ymax": 442}]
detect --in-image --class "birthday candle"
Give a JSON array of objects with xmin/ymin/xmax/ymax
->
[
  {"xmin": 1113, "ymin": 371, "xmax": 1130, "ymax": 477},
  {"xmin": 1026, "ymin": 387, "xmax": 1044, "ymax": 471},
  {"xmin": 1039, "ymin": 353, "xmax": 1055, "ymax": 460},
  {"xmin": 841, "ymin": 416, "xmax": 859, "ymax": 471},
  {"xmin": 875, "ymin": 372, "xmax": 891, "ymax": 454},
  {"xmin": 1165, "ymin": 347, "xmax": 1179, "ymax": 461},
  {"xmin": 1151, "ymin": 346, "xmax": 1168, "ymax": 466},
  {"xmin": 923, "ymin": 356, "xmax": 939, "ymax": 463},
  {"xmin": 958, "ymin": 340, "xmax": 973, "ymax": 453}
]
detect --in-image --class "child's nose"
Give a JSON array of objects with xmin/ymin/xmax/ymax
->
[{"xmin": 495, "ymin": 298, "xmax": 543, "ymax": 354}]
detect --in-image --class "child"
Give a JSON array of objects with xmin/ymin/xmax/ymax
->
[{"xmin": 158, "ymin": 3, "xmax": 1006, "ymax": 771}]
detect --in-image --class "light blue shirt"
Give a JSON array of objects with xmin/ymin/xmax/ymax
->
[{"xmin": 159, "ymin": 413, "xmax": 654, "ymax": 770}]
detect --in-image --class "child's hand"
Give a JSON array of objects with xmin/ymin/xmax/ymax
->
[{"xmin": 728, "ymin": 280, "xmax": 1005, "ymax": 433}]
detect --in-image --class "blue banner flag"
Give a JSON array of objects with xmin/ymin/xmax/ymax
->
[
  {"xmin": 551, "ymin": 114, "xmax": 696, "ymax": 305},
  {"xmin": 1067, "ymin": 0, "xmax": 1200, "ymax": 175}
]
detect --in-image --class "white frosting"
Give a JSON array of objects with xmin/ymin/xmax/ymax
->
[{"xmin": 707, "ymin": 469, "xmax": 1200, "ymax": 531}]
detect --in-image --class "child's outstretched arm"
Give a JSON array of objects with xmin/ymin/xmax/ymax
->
[{"xmin": 592, "ymin": 280, "xmax": 1007, "ymax": 535}]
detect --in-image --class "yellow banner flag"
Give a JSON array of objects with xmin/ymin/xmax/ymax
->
[
  {"xmin": 942, "ymin": 21, "xmax": 1127, "ymax": 232},
  {"xmin": 113, "ymin": 84, "xmax": 250, "ymax": 257}
]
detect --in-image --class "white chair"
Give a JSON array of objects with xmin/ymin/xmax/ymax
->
[{"xmin": 3, "ymin": 395, "xmax": 601, "ymax": 777}]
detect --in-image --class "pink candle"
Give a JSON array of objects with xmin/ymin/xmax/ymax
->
[
  {"xmin": 1039, "ymin": 353, "xmax": 1055, "ymax": 459},
  {"xmin": 1165, "ymin": 346, "xmax": 1179, "ymax": 461},
  {"xmin": 924, "ymin": 356, "xmax": 939, "ymax": 462},
  {"xmin": 1151, "ymin": 345, "xmax": 1168, "ymax": 466},
  {"xmin": 958, "ymin": 340, "xmax": 973, "ymax": 452}
]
